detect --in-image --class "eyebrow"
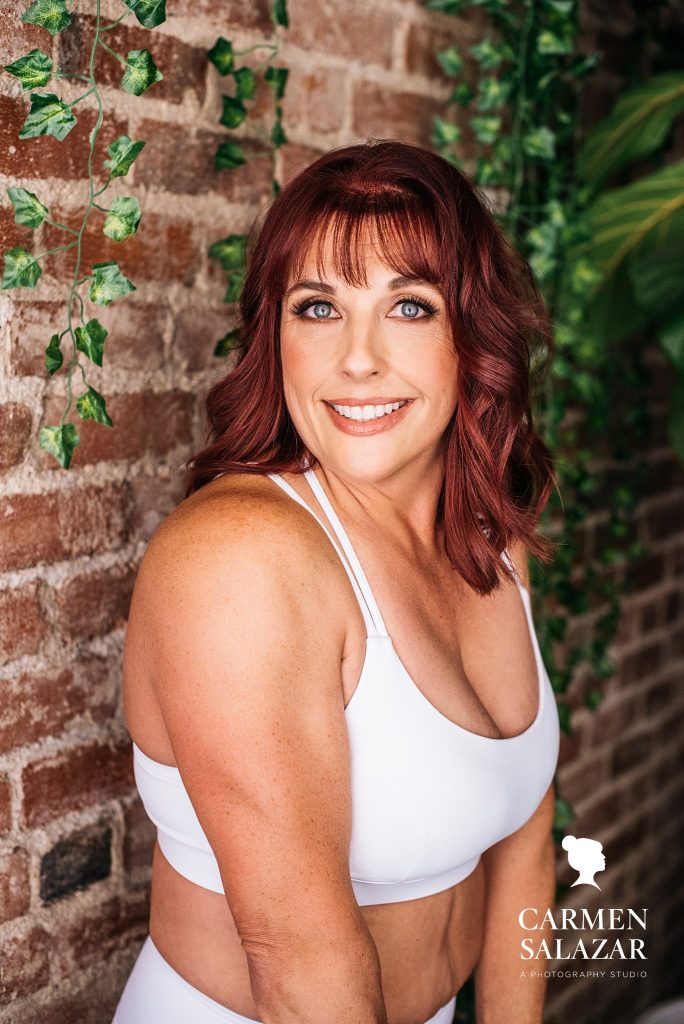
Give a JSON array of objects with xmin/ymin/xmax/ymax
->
[{"xmin": 284, "ymin": 275, "xmax": 439, "ymax": 299}]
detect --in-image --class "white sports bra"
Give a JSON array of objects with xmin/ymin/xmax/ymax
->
[{"xmin": 132, "ymin": 467, "xmax": 560, "ymax": 906}]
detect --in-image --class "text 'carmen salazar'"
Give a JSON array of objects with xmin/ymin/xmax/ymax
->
[{"xmin": 519, "ymin": 907, "xmax": 647, "ymax": 960}]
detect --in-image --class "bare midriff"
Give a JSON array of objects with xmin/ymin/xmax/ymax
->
[{"xmin": 149, "ymin": 841, "xmax": 485, "ymax": 1024}]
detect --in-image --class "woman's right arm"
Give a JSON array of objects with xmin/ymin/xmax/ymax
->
[{"xmin": 131, "ymin": 488, "xmax": 387, "ymax": 1024}]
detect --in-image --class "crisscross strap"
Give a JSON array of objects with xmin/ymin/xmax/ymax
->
[
  {"xmin": 266, "ymin": 473, "xmax": 380, "ymax": 638},
  {"xmin": 303, "ymin": 469, "xmax": 389, "ymax": 637}
]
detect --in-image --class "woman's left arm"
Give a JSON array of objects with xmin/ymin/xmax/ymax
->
[
  {"xmin": 474, "ymin": 783, "xmax": 556, "ymax": 1023},
  {"xmin": 474, "ymin": 541, "xmax": 557, "ymax": 1022}
]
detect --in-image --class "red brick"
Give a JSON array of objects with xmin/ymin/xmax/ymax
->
[
  {"xmin": 134, "ymin": 118, "xmax": 274, "ymax": 200},
  {"xmin": 43, "ymin": 208, "xmax": 201, "ymax": 286},
  {"xmin": 0, "ymin": 208, "xmax": 34, "ymax": 260},
  {"xmin": 402, "ymin": 14, "xmax": 483, "ymax": 78},
  {"xmin": 7, "ymin": 300, "xmax": 67, "ymax": 377},
  {"xmin": 0, "ymin": 402, "xmax": 32, "ymax": 471},
  {"xmin": 288, "ymin": 0, "xmax": 394, "ymax": 69},
  {"xmin": 171, "ymin": 305, "xmax": 238, "ymax": 372},
  {"xmin": 352, "ymin": 81, "xmax": 444, "ymax": 146},
  {"xmin": 0, "ymin": 583, "xmax": 48, "ymax": 665},
  {"xmin": 0, "ymin": 93, "xmax": 128, "ymax": 183},
  {"xmin": 52, "ymin": 896, "xmax": 127, "ymax": 976},
  {"xmin": 0, "ymin": 847, "xmax": 31, "ymax": 924},
  {"xmin": 21, "ymin": 736, "xmax": 135, "ymax": 828},
  {"xmin": 39, "ymin": 390, "xmax": 195, "ymax": 467},
  {"xmin": 280, "ymin": 142, "xmax": 325, "ymax": 187},
  {"xmin": 53, "ymin": 565, "xmax": 136, "ymax": 642},
  {"xmin": 646, "ymin": 496, "xmax": 684, "ymax": 542},
  {"xmin": 0, "ymin": 0, "xmax": 49, "ymax": 50},
  {"xmin": 128, "ymin": 474, "xmax": 185, "ymax": 545},
  {"xmin": 81, "ymin": 301, "xmax": 167, "ymax": 373},
  {"xmin": 618, "ymin": 640, "xmax": 664, "ymax": 687},
  {"xmin": 611, "ymin": 729, "xmax": 652, "ymax": 775},
  {"xmin": 0, "ymin": 658, "xmax": 117, "ymax": 755},
  {"xmin": 0, "ymin": 924, "xmax": 51, "ymax": 1002},
  {"xmin": 0, "ymin": 483, "xmax": 131, "ymax": 572},
  {"xmin": 171, "ymin": 0, "xmax": 272, "ymax": 29},
  {"xmin": 282, "ymin": 67, "xmax": 347, "ymax": 137},
  {"xmin": 58, "ymin": 14, "xmax": 207, "ymax": 106},
  {"xmin": 123, "ymin": 799, "xmax": 156, "ymax": 878},
  {"xmin": 0, "ymin": 774, "xmax": 12, "ymax": 834}
]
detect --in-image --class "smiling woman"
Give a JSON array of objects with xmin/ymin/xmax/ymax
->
[{"xmin": 115, "ymin": 139, "xmax": 561, "ymax": 1024}]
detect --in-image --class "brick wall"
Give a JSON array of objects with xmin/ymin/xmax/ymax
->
[{"xmin": 0, "ymin": 0, "xmax": 682, "ymax": 1022}]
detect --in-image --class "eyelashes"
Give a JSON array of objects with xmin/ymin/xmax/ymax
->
[{"xmin": 288, "ymin": 294, "xmax": 440, "ymax": 320}]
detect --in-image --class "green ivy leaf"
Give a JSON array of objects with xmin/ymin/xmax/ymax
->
[
  {"xmin": 39, "ymin": 423, "xmax": 80, "ymax": 468},
  {"xmin": 207, "ymin": 37, "xmax": 234, "ymax": 74},
  {"xmin": 76, "ymin": 386, "xmax": 113, "ymax": 427},
  {"xmin": 45, "ymin": 333, "xmax": 63, "ymax": 374},
  {"xmin": 74, "ymin": 318, "xmax": 108, "ymax": 366},
  {"xmin": 215, "ymin": 141, "xmax": 247, "ymax": 170},
  {"xmin": 470, "ymin": 114, "xmax": 501, "ymax": 144},
  {"xmin": 436, "ymin": 46, "xmax": 463, "ymax": 77},
  {"xmin": 89, "ymin": 261, "xmax": 136, "ymax": 305},
  {"xmin": 522, "ymin": 126, "xmax": 556, "ymax": 159},
  {"xmin": 7, "ymin": 186, "xmax": 49, "ymax": 228},
  {"xmin": 271, "ymin": 113, "xmax": 287, "ymax": 148},
  {"xmin": 265, "ymin": 66, "xmax": 288, "ymax": 100},
  {"xmin": 426, "ymin": 0, "xmax": 468, "ymax": 11},
  {"xmin": 272, "ymin": 0, "xmax": 289, "ymax": 28},
  {"xmin": 234, "ymin": 67, "xmax": 256, "ymax": 101},
  {"xmin": 2, "ymin": 247, "xmax": 42, "ymax": 289},
  {"xmin": 208, "ymin": 234, "xmax": 246, "ymax": 271},
  {"xmin": 3, "ymin": 48, "xmax": 53, "ymax": 90},
  {"xmin": 537, "ymin": 30, "xmax": 573, "ymax": 56},
  {"xmin": 21, "ymin": 0, "xmax": 71, "ymax": 35},
  {"xmin": 431, "ymin": 116, "xmax": 461, "ymax": 147},
  {"xmin": 214, "ymin": 328, "xmax": 243, "ymax": 356},
  {"xmin": 19, "ymin": 92, "xmax": 77, "ymax": 141},
  {"xmin": 103, "ymin": 134, "xmax": 146, "ymax": 178},
  {"xmin": 661, "ymin": 313, "xmax": 684, "ymax": 372},
  {"xmin": 449, "ymin": 82, "xmax": 473, "ymax": 106},
  {"xmin": 122, "ymin": 49, "xmax": 163, "ymax": 96},
  {"xmin": 102, "ymin": 196, "xmax": 141, "ymax": 241},
  {"xmin": 477, "ymin": 76, "xmax": 511, "ymax": 111},
  {"xmin": 220, "ymin": 95, "xmax": 247, "ymax": 130},
  {"xmin": 224, "ymin": 270, "xmax": 245, "ymax": 303},
  {"xmin": 121, "ymin": 0, "xmax": 166, "ymax": 28},
  {"xmin": 469, "ymin": 38, "xmax": 511, "ymax": 70}
]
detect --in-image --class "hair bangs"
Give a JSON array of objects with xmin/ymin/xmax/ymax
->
[{"xmin": 285, "ymin": 192, "xmax": 443, "ymax": 294}]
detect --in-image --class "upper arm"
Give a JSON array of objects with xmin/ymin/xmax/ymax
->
[{"xmin": 131, "ymin": 490, "xmax": 357, "ymax": 955}]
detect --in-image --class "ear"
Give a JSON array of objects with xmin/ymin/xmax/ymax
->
[{"xmin": 506, "ymin": 537, "xmax": 530, "ymax": 591}]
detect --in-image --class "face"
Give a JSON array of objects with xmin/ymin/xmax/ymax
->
[{"xmin": 280, "ymin": 229, "xmax": 459, "ymax": 483}]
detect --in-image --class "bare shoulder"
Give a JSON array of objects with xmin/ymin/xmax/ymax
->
[{"xmin": 506, "ymin": 537, "xmax": 530, "ymax": 591}]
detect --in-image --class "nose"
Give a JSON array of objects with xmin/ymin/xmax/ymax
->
[{"xmin": 338, "ymin": 318, "xmax": 384, "ymax": 378}]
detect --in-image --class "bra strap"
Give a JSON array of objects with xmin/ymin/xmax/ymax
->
[
  {"xmin": 303, "ymin": 469, "xmax": 389, "ymax": 637},
  {"xmin": 266, "ymin": 473, "xmax": 379, "ymax": 638}
]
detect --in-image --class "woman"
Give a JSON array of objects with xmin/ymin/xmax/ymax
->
[{"xmin": 114, "ymin": 139, "xmax": 561, "ymax": 1024}]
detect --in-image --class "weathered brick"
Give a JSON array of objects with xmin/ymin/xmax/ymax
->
[
  {"xmin": 279, "ymin": 142, "xmax": 326, "ymax": 186},
  {"xmin": 352, "ymin": 81, "xmax": 443, "ymax": 145},
  {"xmin": 21, "ymin": 736, "xmax": 134, "ymax": 828},
  {"xmin": 40, "ymin": 390, "xmax": 196, "ymax": 466},
  {"xmin": 170, "ymin": 305, "xmax": 237, "ymax": 372},
  {"xmin": 0, "ymin": 583, "xmax": 48, "ymax": 665},
  {"xmin": 0, "ymin": 924, "xmax": 51, "ymax": 1002},
  {"xmin": 134, "ymin": 121, "xmax": 274, "ymax": 199},
  {"xmin": 611, "ymin": 729, "xmax": 652, "ymax": 775},
  {"xmin": 0, "ymin": 402, "xmax": 32, "ymax": 471},
  {"xmin": 0, "ymin": 93, "xmax": 128, "ymax": 183},
  {"xmin": 40, "ymin": 821, "xmax": 112, "ymax": 903},
  {"xmin": 288, "ymin": 0, "xmax": 395, "ymax": 69},
  {"xmin": 0, "ymin": 658, "xmax": 117, "ymax": 755},
  {"xmin": 402, "ymin": 14, "xmax": 483, "ymax": 78},
  {"xmin": 60, "ymin": 14, "xmax": 208, "ymax": 106},
  {"xmin": 0, "ymin": 483, "xmax": 131, "ymax": 572},
  {"xmin": 0, "ymin": 847, "xmax": 31, "ymax": 924},
  {"xmin": 43, "ymin": 208, "xmax": 202, "ymax": 286},
  {"xmin": 282, "ymin": 66, "xmax": 348, "ymax": 137},
  {"xmin": 0, "ymin": 774, "xmax": 12, "ymax": 834},
  {"xmin": 171, "ymin": 0, "xmax": 272, "ymax": 30},
  {"xmin": 123, "ymin": 799, "xmax": 156, "ymax": 878},
  {"xmin": 7, "ymin": 300, "xmax": 67, "ymax": 377},
  {"xmin": 52, "ymin": 565, "xmax": 136, "ymax": 642}
]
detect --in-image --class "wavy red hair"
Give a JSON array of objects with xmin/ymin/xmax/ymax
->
[{"xmin": 185, "ymin": 139, "xmax": 558, "ymax": 594}]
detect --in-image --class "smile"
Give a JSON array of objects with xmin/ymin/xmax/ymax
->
[{"xmin": 329, "ymin": 400, "xmax": 408, "ymax": 422}]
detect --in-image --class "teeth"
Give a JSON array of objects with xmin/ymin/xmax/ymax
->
[{"xmin": 331, "ymin": 400, "xmax": 407, "ymax": 422}]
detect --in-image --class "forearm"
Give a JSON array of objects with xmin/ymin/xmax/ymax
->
[
  {"xmin": 247, "ymin": 912, "xmax": 388, "ymax": 1024},
  {"xmin": 475, "ymin": 831, "xmax": 556, "ymax": 1024}
]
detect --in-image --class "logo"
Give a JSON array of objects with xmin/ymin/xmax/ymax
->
[{"xmin": 561, "ymin": 834, "xmax": 606, "ymax": 890}]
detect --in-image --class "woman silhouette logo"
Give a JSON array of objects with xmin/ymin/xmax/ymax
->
[{"xmin": 561, "ymin": 835, "xmax": 606, "ymax": 889}]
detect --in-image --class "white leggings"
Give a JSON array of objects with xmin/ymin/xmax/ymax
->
[{"xmin": 113, "ymin": 935, "xmax": 457, "ymax": 1024}]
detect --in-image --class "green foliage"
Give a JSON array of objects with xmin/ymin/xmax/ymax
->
[
  {"xmin": 2, "ymin": 0, "xmax": 163, "ymax": 466},
  {"xmin": 207, "ymin": 1, "xmax": 290, "ymax": 348}
]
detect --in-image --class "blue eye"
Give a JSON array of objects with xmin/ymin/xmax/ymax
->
[{"xmin": 289, "ymin": 294, "xmax": 439, "ymax": 320}]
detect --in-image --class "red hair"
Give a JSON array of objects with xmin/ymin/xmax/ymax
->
[{"xmin": 185, "ymin": 139, "xmax": 558, "ymax": 594}]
